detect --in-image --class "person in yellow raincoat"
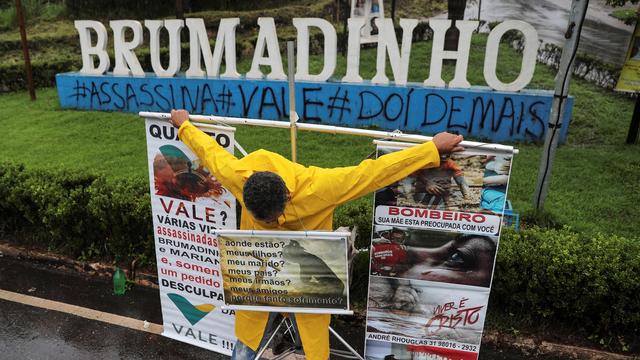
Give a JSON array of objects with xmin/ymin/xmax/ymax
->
[{"xmin": 170, "ymin": 110, "xmax": 464, "ymax": 360}]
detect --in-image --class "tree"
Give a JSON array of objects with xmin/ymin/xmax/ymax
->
[
  {"xmin": 607, "ymin": 0, "xmax": 640, "ymax": 24},
  {"xmin": 444, "ymin": 0, "xmax": 467, "ymax": 51}
]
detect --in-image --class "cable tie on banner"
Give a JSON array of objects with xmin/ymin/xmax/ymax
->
[
  {"xmin": 565, "ymin": 22, "xmax": 576, "ymax": 39},
  {"xmin": 553, "ymin": 94, "xmax": 569, "ymax": 100},
  {"xmin": 548, "ymin": 122, "xmax": 563, "ymax": 129}
]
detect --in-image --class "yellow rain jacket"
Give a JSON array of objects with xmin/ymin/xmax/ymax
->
[{"xmin": 179, "ymin": 121, "xmax": 441, "ymax": 360}]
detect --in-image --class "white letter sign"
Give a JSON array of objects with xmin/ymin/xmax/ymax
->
[
  {"xmin": 293, "ymin": 18, "xmax": 337, "ymax": 82},
  {"xmin": 424, "ymin": 19, "xmax": 478, "ymax": 88},
  {"xmin": 484, "ymin": 20, "xmax": 539, "ymax": 92},
  {"xmin": 75, "ymin": 20, "xmax": 110, "ymax": 75},
  {"xmin": 246, "ymin": 18, "xmax": 286, "ymax": 80},
  {"xmin": 110, "ymin": 20, "xmax": 145, "ymax": 76},
  {"xmin": 372, "ymin": 18, "xmax": 418, "ymax": 86},
  {"xmin": 146, "ymin": 20, "xmax": 184, "ymax": 77}
]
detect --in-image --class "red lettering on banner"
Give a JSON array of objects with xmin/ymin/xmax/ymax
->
[
  {"xmin": 158, "ymin": 198, "xmax": 216, "ymax": 223},
  {"xmin": 414, "ymin": 208, "xmax": 428, "ymax": 218},
  {"xmin": 176, "ymin": 202, "xmax": 189, "ymax": 216},
  {"xmin": 160, "ymin": 198, "xmax": 174, "ymax": 213},
  {"xmin": 426, "ymin": 301, "xmax": 484, "ymax": 334},
  {"xmin": 384, "ymin": 206, "xmax": 493, "ymax": 225}
]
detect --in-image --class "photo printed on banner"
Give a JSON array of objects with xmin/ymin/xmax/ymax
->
[
  {"xmin": 367, "ymin": 277, "xmax": 489, "ymax": 347},
  {"xmin": 365, "ymin": 143, "xmax": 515, "ymax": 360},
  {"xmin": 145, "ymin": 118, "xmax": 237, "ymax": 355},
  {"xmin": 218, "ymin": 233, "xmax": 349, "ymax": 311},
  {"xmin": 375, "ymin": 147, "xmax": 512, "ymax": 214},
  {"xmin": 371, "ymin": 226, "xmax": 498, "ymax": 288},
  {"xmin": 153, "ymin": 143, "xmax": 231, "ymax": 204}
]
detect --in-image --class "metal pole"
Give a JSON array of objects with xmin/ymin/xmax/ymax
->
[
  {"xmin": 139, "ymin": 111, "xmax": 518, "ymax": 155},
  {"xmin": 329, "ymin": 326, "xmax": 364, "ymax": 360},
  {"xmin": 287, "ymin": 41, "xmax": 298, "ymax": 163},
  {"xmin": 477, "ymin": 0, "xmax": 482, "ymax": 32},
  {"xmin": 533, "ymin": 0, "xmax": 589, "ymax": 210},
  {"xmin": 254, "ymin": 317, "xmax": 287, "ymax": 359},
  {"xmin": 15, "ymin": 0, "xmax": 35, "ymax": 101}
]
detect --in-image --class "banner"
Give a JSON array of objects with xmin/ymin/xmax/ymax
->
[
  {"xmin": 57, "ymin": 74, "xmax": 573, "ymax": 144},
  {"xmin": 364, "ymin": 143, "xmax": 514, "ymax": 360},
  {"xmin": 616, "ymin": 22, "xmax": 640, "ymax": 92},
  {"xmin": 145, "ymin": 118, "xmax": 237, "ymax": 355},
  {"xmin": 217, "ymin": 230, "xmax": 351, "ymax": 314}
]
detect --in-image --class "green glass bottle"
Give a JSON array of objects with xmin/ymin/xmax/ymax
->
[{"xmin": 113, "ymin": 267, "xmax": 126, "ymax": 295}]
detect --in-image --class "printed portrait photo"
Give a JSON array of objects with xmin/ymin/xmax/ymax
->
[{"xmin": 370, "ymin": 226, "xmax": 498, "ymax": 288}]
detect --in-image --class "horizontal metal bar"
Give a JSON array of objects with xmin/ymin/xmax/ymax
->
[
  {"xmin": 139, "ymin": 112, "xmax": 518, "ymax": 155},
  {"xmin": 374, "ymin": 140, "xmax": 519, "ymax": 155}
]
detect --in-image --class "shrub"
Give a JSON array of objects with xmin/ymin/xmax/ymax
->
[
  {"xmin": 39, "ymin": 2, "xmax": 66, "ymax": 21},
  {"xmin": 0, "ymin": 162, "xmax": 154, "ymax": 263},
  {"xmin": 86, "ymin": 177, "xmax": 153, "ymax": 264},
  {"xmin": 0, "ymin": 0, "xmax": 66, "ymax": 30},
  {"xmin": 333, "ymin": 199, "xmax": 373, "ymax": 249},
  {"xmin": 348, "ymin": 249, "xmax": 370, "ymax": 307},
  {"xmin": 0, "ymin": 6, "xmax": 15, "ymax": 30},
  {"xmin": 493, "ymin": 226, "xmax": 640, "ymax": 343}
]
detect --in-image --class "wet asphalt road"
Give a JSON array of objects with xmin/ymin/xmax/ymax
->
[
  {"xmin": 0, "ymin": 299, "xmax": 218, "ymax": 360},
  {"xmin": 463, "ymin": 0, "xmax": 634, "ymax": 66},
  {"xmin": 0, "ymin": 256, "xmax": 222, "ymax": 360},
  {"xmin": 0, "ymin": 255, "xmax": 545, "ymax": 359}
]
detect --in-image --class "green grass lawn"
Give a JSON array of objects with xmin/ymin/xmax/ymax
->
[{"xmin": 1, "ymin": 35, "xmax": 638, "ymax": 238}]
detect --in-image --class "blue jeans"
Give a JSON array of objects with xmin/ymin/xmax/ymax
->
[
  {"xmin": 230, "ymin": 340, "xmax": 258, "ymax": 360},
  {"xmin": 231, "ymin": 313, "xmax": 299, "ymax": 360}
]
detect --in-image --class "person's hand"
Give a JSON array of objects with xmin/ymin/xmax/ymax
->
[
  {"xmin": 170, "ymin": 109, "xmax": 190, "ymax": 128},
  {"xmin": 432, "ymin": 132, "xmax": 464, "ymax": 154},
  {"xmin": 425, "ymin": 183, "xmax": 445, "ymax": 195}
]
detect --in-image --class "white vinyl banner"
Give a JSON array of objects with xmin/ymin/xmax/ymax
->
[
  {"xmin": 144, "ymin": 118, "xmax": 237, "ymax": 355},
  {"xmin": 365, "ymin": 144, "xmax": 514, "ymax": 360}
]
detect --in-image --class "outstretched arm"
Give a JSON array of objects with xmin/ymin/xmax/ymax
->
[
  {"xmin": 171, "ymin": 109, "xmax": 244, "ymax": 197},
  {"xmin": 312, "ymin": 133, "xmax": 464, "ymax": 205}
]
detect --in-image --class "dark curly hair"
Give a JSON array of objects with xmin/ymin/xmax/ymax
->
[{"xmin": 242, "ymin": 171, "xmax": 289, "ymax": 222}]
